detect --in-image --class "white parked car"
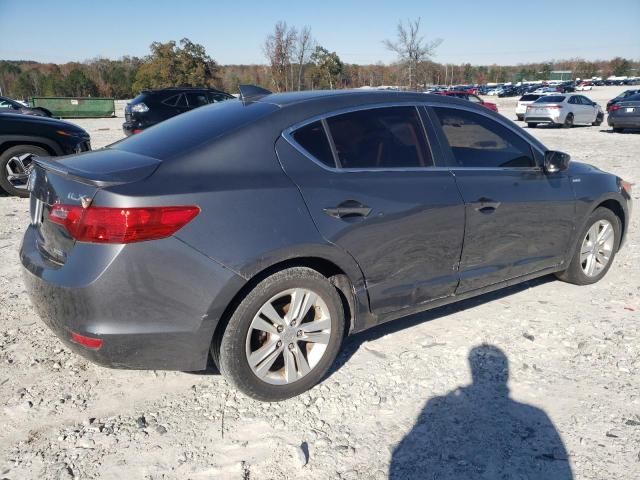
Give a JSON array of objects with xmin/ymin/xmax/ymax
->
[
  {"xmin": 524, "ymin": 94, "xmax": 604, "ymax": 128},
  {"xmin": 515, "ymin": 94, "xmax": 546, "ymax": 121},
  {"xmin": 532, "ymin": 87, "xmax": 558, "ymax": 95},
  {"xmin": 486, "ymin": 88, "xmax": 503, "ymax": 96},
  {"xmin": 576, "ymin": 83, "xmax": 593, "ymax": 91}
]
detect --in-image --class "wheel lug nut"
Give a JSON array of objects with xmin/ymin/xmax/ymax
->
[
  {"xmin": 277, "ymin": 326, "xmax": 284, "ymax": 333},
  {"xmin": 276, "ymin": 341, "xmax": 282, "ymax": 347},
  {"xmin": 288, "ymin": 343, "xmax": 295, "ymax": 350},
  {"xmin": 297, "ymin": 330, "xmax": 302, "ymax": 337}
]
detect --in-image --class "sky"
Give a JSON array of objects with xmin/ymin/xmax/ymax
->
[{"xmin": 1, "ymin": 0, "xmax": 639, "ymax": 66}]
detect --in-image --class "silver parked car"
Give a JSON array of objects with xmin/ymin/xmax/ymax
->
[{"xmin": 524, "ymin": 94, "xmax": 604, "ymax": 128}]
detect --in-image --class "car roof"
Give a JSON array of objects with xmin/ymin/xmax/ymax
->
[
  {"xmin": 142, "ymin": 87, "xmax": 229, "ymax": 94},
  {"xmin": 252, "ymin": 89, "xmax": 472, "ymax": 109}
]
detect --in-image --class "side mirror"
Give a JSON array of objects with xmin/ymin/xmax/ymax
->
[{"xmin": 544, "ymin": 150, "xmax": 571, "ymax": 173}]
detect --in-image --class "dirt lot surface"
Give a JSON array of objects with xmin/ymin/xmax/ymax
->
[{"xmin": 1, "ymin": 86, "xmax": 639, "ymax": 479}]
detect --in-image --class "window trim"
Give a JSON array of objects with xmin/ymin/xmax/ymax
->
[
  {"xmin": 282, "ymin": 102, "xmax": 437, "ymax": 173},
  {"xmin": 283, "ymin": 101, "xmax": 546, "ymax": 173}
]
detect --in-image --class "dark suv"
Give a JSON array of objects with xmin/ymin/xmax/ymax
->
[
  {"xmin": 0, "ymin": 113, "xmax": 90, "ymax": 197},
  {"xmin": 123, "ymin": 87, "xmax": 233, "ymax": 136}
]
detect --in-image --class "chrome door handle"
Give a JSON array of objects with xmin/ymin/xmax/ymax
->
[{"xmin": 323, "ymin": 200, "xmax": 372, "ymax": 219}]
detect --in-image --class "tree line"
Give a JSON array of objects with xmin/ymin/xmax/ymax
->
[{"xmin": 1, "ymin": 22, "xmax": 637, "ymax": 100}]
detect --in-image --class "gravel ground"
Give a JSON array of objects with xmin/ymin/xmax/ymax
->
[{"xmin": 1, "ymin": 86, "xmax": 639, "ymax": 479}]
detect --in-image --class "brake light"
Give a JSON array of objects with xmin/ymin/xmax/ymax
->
[
  {"xmin": 621, "ymin": 180, "xmax": 632, "ymax": 196},
  {"xmin": 49, "ymin": 204, "xmax": 200, "ymax": 243},
  {"xmin": 609, "ymin": 104, "xmax": 621, "ymax": 112},
  {"xmin": 70, "ymin": 331, "xmax": 103, "ymax": 350}
]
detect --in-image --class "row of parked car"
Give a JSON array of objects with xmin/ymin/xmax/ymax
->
[{"xmin": 513, "ymin": 89, "xmax": 640, "ymax": 132}]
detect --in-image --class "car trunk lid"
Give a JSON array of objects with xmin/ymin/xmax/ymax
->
[{"xmin": 29, "ymin": 149, "xmax": 161, "ymax": 264}]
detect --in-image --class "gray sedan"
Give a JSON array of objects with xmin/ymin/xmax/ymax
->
[
  {"xmin": 608, "ymin": 93, "xmax": 640, "ymax": 132},
  {"xmin": 21, "ymin": 87, "xmax": 632, "ymax": 401}
]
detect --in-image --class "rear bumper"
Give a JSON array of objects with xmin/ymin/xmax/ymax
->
[
  {"xmin": 524, "ymin": 116, "xmax": 558, "ymax": 124},
  {"xmin": 607, "ymin": 116, "xmax": 640, "ymax": 128},
  {"xmin": 20, "ymin": 226, "xmax": 246, "ymax": 370}
]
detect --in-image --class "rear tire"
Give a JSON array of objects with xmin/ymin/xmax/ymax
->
[
  {"xmin": 216, "ymin": 267, "xmax": 345, "ymax": 401},
  {"xmin": 612, "ymin": 127, "xmax": 624, "ymax": 133},
  {"xmin": 563, "ymin": 113, "xmax": 574, "ymax": 128},
  {"xmin": 556, "ymin": 207, "xmax": 621, "ymax": 285},
  {"xmin": 0, "ymin": 145, "xmax": 47, "ymax": 197},
  {"xmin": 527, "ymin": 122, "xmax": 538, "ymax": 128}
]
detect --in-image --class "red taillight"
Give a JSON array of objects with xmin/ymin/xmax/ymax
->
[
  {"xmin": 70, "ymin": 331, "xmax": 103, "ymax": 350},
  {"xmin": 609, "ymin": 104, "xmax": 621, "ymax": 112},
  {"xmin": 132, "ymin": 129, "xmax": 143, "ymax": 134},
  {"xmin": 49, "ymin": 204, "xmax": 200, "ymax": 244}
]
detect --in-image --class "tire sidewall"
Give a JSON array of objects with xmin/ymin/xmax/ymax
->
[
  {"xmin": 0, "ymin": 145, "xmax": 47, "ymax": 197},
  {"xmin": 219, "ymin": 267, "xmax": 345, "ymax": 401}
]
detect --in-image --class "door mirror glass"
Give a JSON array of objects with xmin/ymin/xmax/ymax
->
[{"xmin": 544, "ymin": 150, "xmax": 570, "ymax": 173}]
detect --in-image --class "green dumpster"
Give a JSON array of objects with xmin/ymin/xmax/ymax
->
[{"xmin": 31, "ymin": 97, "xmax": 116, "ymax": 118}]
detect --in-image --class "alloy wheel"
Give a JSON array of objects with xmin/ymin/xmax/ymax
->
[
  {"xmin": 245, "ymin": 288, "xmax": 332, "ymax": 385},
  {"xmin": 580, "ymin": 220, "xmax": 615, "ymax": 277},
  {"xmin": 5, "ymin": 153, "xmax": 35, "ymax": 190}
]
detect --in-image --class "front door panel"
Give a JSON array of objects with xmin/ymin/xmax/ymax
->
[{"xmin": 453, "ymin": 168, "xmax": 576, "ymax": 293}]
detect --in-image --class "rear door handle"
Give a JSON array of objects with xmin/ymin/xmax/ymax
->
[{"xmin": 323, "ymin": 200, "xmax": 372, "ymax": 219}]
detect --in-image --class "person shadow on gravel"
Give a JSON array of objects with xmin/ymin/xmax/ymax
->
[{"xmin": 389, "ymin": 344, "xmax": 573, "ymax": 480}]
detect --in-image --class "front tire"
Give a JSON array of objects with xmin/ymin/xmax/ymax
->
[
  {"xmin": 0, "ymin": 145, "xmax": 47, "ymax": 197},
  {"xmin": 556, "ymin": 207, "xmax": 620, "ymax": 285},
  {"xmin": 216, "ymin": 267, "xmax": 345, "ymax": 401}
]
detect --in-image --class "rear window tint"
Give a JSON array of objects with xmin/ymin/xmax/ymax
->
[
  {"xmin": 325, "ymin": 106, "xmax": 433, "ymax": 169},
  {"xmin": 535, "ymin": 96, "xmax": 565, "ymax": 103},
  {"xmin": 292, "ymin": 121, "xmax": 335, "ymax": 168},
  {"xmin": 161, "ymin": 94, "xmax": 180, "ymax": 107},
  {"xmin": 113, "ymin": 100, "xmax": 277, "ymax": 160},
  {"xmin": 519, "ymin": 95, "xmax": 540, "ymax": 101}
]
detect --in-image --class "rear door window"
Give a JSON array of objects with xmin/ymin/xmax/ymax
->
[
  {"xmin": 431, "ymin": 107, "xmax": 535, "ymax": 168},
  {"xmin": 185, "ymin": 92, "xmax": 208, "ymax": 108},
  {"xmin": 291, "ymin": 121, "xmax": 335, "ymax": 168},
  {"xmin": 324, "ymin": 106, "xmax": 433, "ymax": 169},
  {"xmin": 208, "ymin": 92, "xmax": 231, "ymax": 103},
  {"xmin": 161, "ymin": 94, "xmax": 180, "ymax": 107}
]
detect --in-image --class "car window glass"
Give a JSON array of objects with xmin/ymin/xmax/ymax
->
[
  {"xmin": 325, "ymin": 106, "xmax": 433, "ymax": 169},
  {"xmin": 292, "ymin": 121, "xmax": 335, "ymax": 168},
  {"xmin": 432, "ymin": 107, "xmax": 535, "ymax": 168},
  {"xmin": 208, "ymin": 92, "xmax": 230, "ymax": 103},
  {"xmin": 161, "ymin": 94, "xmax": 179, "ymax": 107},
  {"xmin": 185, "ymin": 92, "xmax": 208, "ymax": 108},
  {"xmin": 580, "ymin": 96, "xmax": 593, "ymax": 105},
  {"xmin": 175, "ymin": 94, "xmax": 187, "ymax": 108},
  {"xmin": 0, "ymin": 100, "xmax": 10, "ymax": 109},
  {"xmin": 568, "ymin": 96, "xmax": 578, "ymax": 104},
  {"xmin": 536, "ymin": 95, "xmax": 565, "ymax": 103}
]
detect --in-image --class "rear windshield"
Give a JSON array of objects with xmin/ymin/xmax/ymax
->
[
  {"xmin": 112, "ymin": 99, "xmax": 278, "ymax": 160},
  {"xmin": 519, "ymin": 95, "xmax": 540, "ymax": 101},
  {"xmin": 623, "ymin": 93, "xmax": 640, "ymax": 102},
  {"xmin": 535, "ymin": 96, "xmax": 565, "ymax": 103}
]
